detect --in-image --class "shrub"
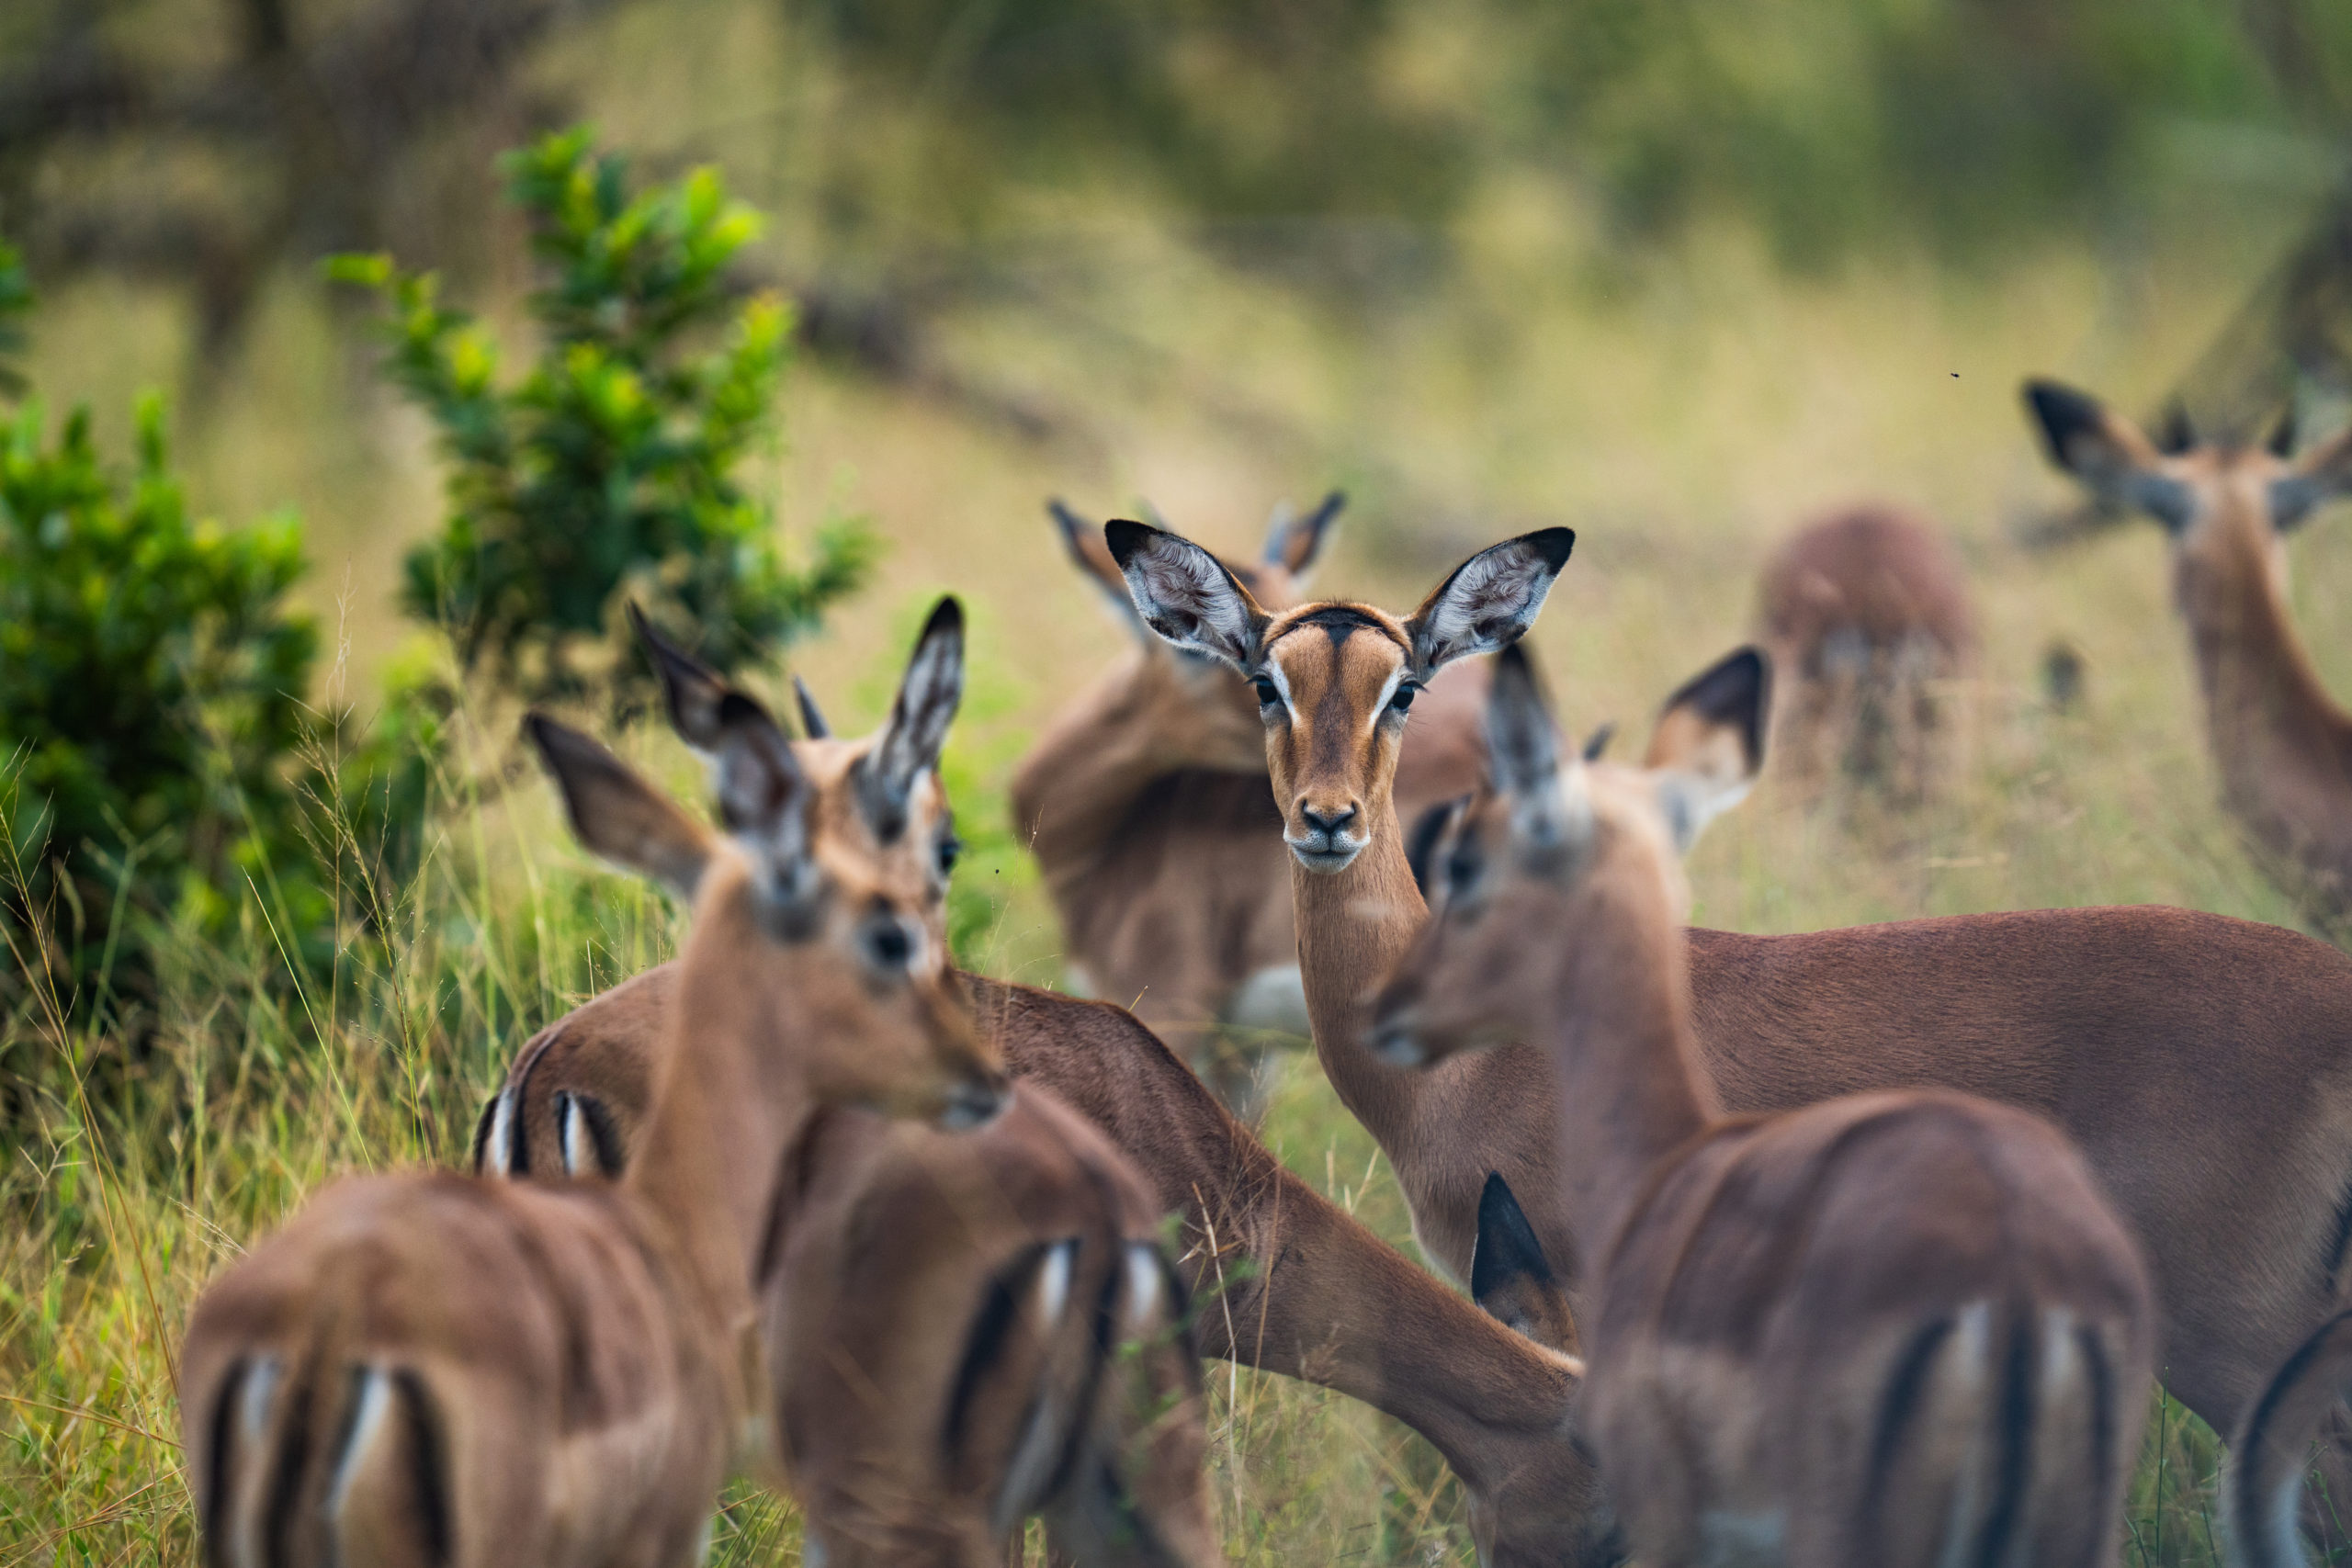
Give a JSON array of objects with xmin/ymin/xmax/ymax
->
[
  {"xmin": 0, "ymin": 238, "xmax": 28, "ymax": 397},
  {"xmin": 0, "ymin": 393, "xmax": 327, "ymax": 1010},
  {"xmin": 332, "ymin": 127, "xmax": 875, "ymax": 711}
]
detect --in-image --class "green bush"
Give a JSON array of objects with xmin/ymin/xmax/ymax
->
[
  {"xmin": 0, "ymin": 393, "xmax": 327, "ymax": 1008},
  {"xmin": 332, "ymin": 127, "xmax": 875, "ymax": 711},
  {"xmin": 0, "ymin": 239, "xmax": 28, "ymax": 397}
]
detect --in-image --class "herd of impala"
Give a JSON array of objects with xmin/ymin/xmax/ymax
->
[{"xmin": 174, "ymin": 372, "xmax": 2352, "ymax": 1568}]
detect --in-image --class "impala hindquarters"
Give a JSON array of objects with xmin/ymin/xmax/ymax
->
[
  {"xmin": 183, "ymin": 646, "xmax": 1005, "ymax": 1568},
  {"xmin": 1374, "ymin": 643, "xmax": 2155, "ymax": 1567},
  {"xmin": 765, "ymin": 1089, "xmax": 1217, "ymax": 1568},
  {"xmin": 1756, "ymin": 502, "xmax": 1978, "ymax": 799}
]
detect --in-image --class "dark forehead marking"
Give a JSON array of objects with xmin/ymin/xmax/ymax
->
[{"xmin": 1279, "ymin": 604, "xmax": 1407, "ymax": 651}]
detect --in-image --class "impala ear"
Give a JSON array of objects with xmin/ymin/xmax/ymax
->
[
  {"xmin": 2273, "ymin": 423, "xmax": 2352, "ymax": 534},
  {"xmin": 1470, "ymin": 1172, "xmax": 1578, "ymax": 1353},
  {"xmin": 2022, "ymin": 379, "xmax": 2195, "ymax": 533},
  {"xmin": 632, "ymin": 603, "xmax": 784, "ymax": 750},
  {"xmin": 1263, "ymin": 490, "xmax": 1346, "ymax": 580},
  {"xmin": 1406, "ymin": 528, "xmax": 1575, "ymax": 675},
  {"xmin": 525, "ymin": 714, "xmax": 715, "ymax": 899},
  {"xmin": 707, "ymin": 694, "xmax": 820, "ymax": 911},
  {"xmin": 2267, "ymin": 400, "xmax": 2299, "ymax": 460},
  {"xmin": 1049, "ymin": 499, "xmax": 1148, "ymax": 630},
  {"xmin": 791, "ymin": 673, "xmax": 831, "ymax": 740},
  {"xmin": 1643, "ymin": 646, "xmax": 1770, "ymax": 855},
  {"xmin": 2158, "ymin": 399, "xmax": 2197, "ymax": 457},
  {"xmin": 1486, "ymin": 643, "xmax": 1587, "ymax": 856},
  {"xmin": 1405, "ymin": 793, "xmax": 1473, "ymax": 902},
  {"xmin": 859, "ymin": 597, "xmax": 964, "ymax": 844},
  {"xmin": 1106, "ymin": 519, "xmax": 1270, "ymax": 671}
]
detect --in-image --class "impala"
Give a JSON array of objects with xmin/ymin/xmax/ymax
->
[
  {"xmin": 1755, "ymin": 502, "xmax": 1977, "ymax": 795},
  {"xmin": 528, "ymin": 604, "xmax": 1220, "ymax": 1566},
  {"xmin": 2025, "ymin": 379, "xmax": 2352, "ymax": 922},
  {"xmin": 476, "ymin": 622, "xmax": 1617, "ymax": 1567},
  {"xmin": 181, "ymin": 671, "xmax": 1007, "ymax": 1568},
  {"xmin": 1373, "ymin": 642, "xmax": 2154, "ymax": 1565},
  {"xmin": 766, "ymin": 1084, "xmax": 1217, "ymax": 1568},
  {"xmin": 1109, "ymin": 514, "xmax": 2352, "ymax": 1535},
  {"xmin": 1014, "ymin": 492, "xmax": 1485, "ymax": 1112}
]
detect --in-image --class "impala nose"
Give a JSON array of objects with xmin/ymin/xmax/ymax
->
[{"xmin": 1299, "ymin": 804, "xmax": 1358, "ymax": 842}]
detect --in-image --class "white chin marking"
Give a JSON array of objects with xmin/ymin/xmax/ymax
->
[{"xmin": 1289, "ymin": 841, "xmax": 1362, "ymax": 873}]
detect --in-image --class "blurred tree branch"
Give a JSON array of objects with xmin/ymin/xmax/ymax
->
[{"xmin": 0, "ymin": 0, "xmax": 627, "ymax": 365}]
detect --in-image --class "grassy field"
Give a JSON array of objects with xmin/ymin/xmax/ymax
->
[{"xmin": 7, "ymin": 3, "xmax": 2352, "ymax": 1553}]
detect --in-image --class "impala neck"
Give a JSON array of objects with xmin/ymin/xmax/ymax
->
[
  {"xmin": 622, "ymin": 887, "xmax": 821, "ymax": 1395},
  {"xmin": 2177, "ymin": 518, "xmax": 2352, "ymax": 822},
  {"xmin": 1538, "ymin": 863, "xmax": 1716, "ymax": 1260},
  {"xmin": 1291, "ymin": 796, "xmax": 1430, "ymax": 1150}
]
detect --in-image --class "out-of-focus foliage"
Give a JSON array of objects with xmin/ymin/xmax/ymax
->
[
  {"xmin": 0, "ymin": 393, "xmax": 324, "ymax": 1002},
  {"xmin": 333, "ymin": 128, "xmax": 874, "ymax": 709},
  {"xmin": 799, "ymin": 0, "xmax": 2352, "ymax": 265},
  {"xmin": 0, "ymin": 237, "xmax": 28, "ymax": 395}
]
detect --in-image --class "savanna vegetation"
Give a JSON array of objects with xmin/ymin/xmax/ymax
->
[{"xmin": 6, "ymin": 0, "xmax": 2352, "ymax": 1561}]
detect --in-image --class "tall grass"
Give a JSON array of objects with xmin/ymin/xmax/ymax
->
[{"xmin": 7, "ymin": 21, "xmax": 2352, "ymax": 1547}]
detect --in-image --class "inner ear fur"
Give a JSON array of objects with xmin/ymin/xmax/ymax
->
[
  {"xmin": 1406, "ymin": 527, "xmax": 1575, "ymax": 674},
  {"xmin": 525, "ymin": 713, "xmax": 714, "ymax": 899},
  {"xmin": 861, "ymin": 596, "xmax": 966, "ymax": 841},
  {"xmin": 1105, "ymin": 518, "xmax": 1270, "ymax": 670}
]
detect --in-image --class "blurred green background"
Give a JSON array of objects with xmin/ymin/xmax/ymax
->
[{"xmin": 6, "ymin": 1, "xmax": 2352, "ymax": 1562}]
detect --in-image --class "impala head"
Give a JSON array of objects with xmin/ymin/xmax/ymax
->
[
  {"xmin": 1051, "ymin": 492, "xmax": 1346, "ymax": 772},
  {"xmin": 1108, "ymin": 520, "xmax": 1575, "ymax": 873},
  {"xmin": 636, "ymin": 598, "xmax": 969, "ymax": 955},
  {"xmin": 1369, "ymin": 643, "xmax": 1766, "ymax": 1067},
  {"xmin": 526, "ymin": 614, "xmax": 1005, "ymax": 1129},
  {"xmin": 2024, "ymin": 380, "xmax": 2352, "ymax": 606}
]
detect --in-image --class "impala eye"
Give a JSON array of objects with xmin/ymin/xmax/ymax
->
[
  {"xmin": 936, "ymin": 832, "xmax": 964, "ymax": 877},
  {"xmin": 1251, "ymin": 676, "xmax": 1281, "ymax": 707},
  {"xmin": 1389, "ymin": 682, "xmax": 1420, "ymax": 715}
]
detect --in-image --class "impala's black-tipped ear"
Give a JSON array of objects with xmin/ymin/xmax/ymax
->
[
  {"xmin": 1405, "ymin": 793, "xmax": 1472, "ymax": 902},
  {"xmin": 2158, "ymin": 399, "xmax": 2198, "ymax": 457},
  {"xmin": 2275, "ymin": 423, "xmax": 2352, "ymax": 533},
  {"xmin": 1581, "ymin": 722, "xmax": 1617, "ymax": 763},
  {"xmin": 630, "ymin": 603, "xmax": 752, "ymax": 750},
  {"xmin": 2022, "ymin": 379, "xmax": 2195, "ymax": 533},
  {"xmin": 791, "ymin": 674, "xmax": 831, "ymax": 740},
  {"xmin": 1406, "ymin": 528, "xmax": 1575, "ymax": 675},
  {"xmin": 1264, "ymin": 490, "xmax": 1346, "ymax": 579},
  {"xmin": 1644, "ymin": 646, "xmax": 1770, "ymax": 854},
  {"xmin": 525, "ymin": 713, "xmax": 714, "ymax": 899},
  {"xmin": 2268, "ymin": 400, "xmax": 2299, "ymax": 460},
  {"xmin": 1470, "ymin": 1172, "xmax": 1578, "ymax": 1353},
  {"xmin": 1106, "ymin": 519, "xmax": 1269, "ymax": 671},
  {"xmin": 1049, "ymin": 498, "xmax": 1147, "ymax": 630},
  {"xmin": 859, "ymin": 597, "xmax": 964, "ymax": 843}
]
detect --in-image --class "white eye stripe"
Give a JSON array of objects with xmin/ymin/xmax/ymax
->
[
  {"xmin": 1369, "ymin": 668, "xmax": 1407, "ymax": 732},
  {"xmin": 1261, "ymin": 660, "xmax": 1296, "ymax": 716}
]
